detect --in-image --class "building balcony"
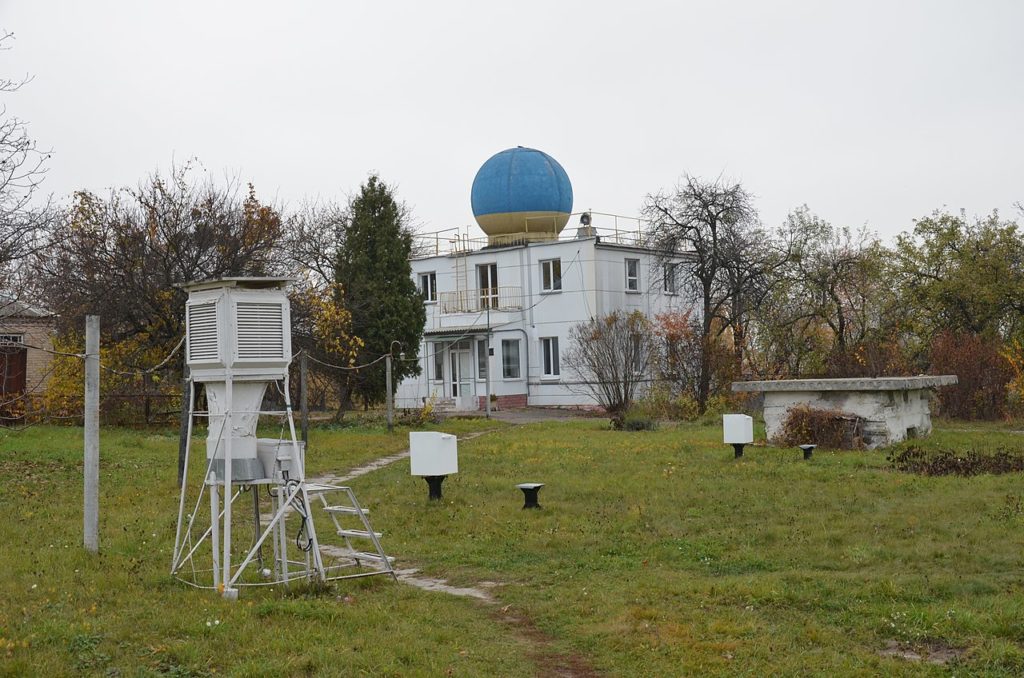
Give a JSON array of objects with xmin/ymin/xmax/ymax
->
[{"xmin": 438, "ymin": 287, "xmax": 523, "ymax": 314}]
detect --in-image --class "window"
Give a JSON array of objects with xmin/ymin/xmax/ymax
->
[
  {"xmin": 663, "ymin": 263, "xmax": 677, "ymax": 295},
  {"xmin": 432, "ymin": 342, "xmax": 444, "ymax": 381},
  {"xmin": 477, "ymin": 263, "xmax": 498, "ymax": 309},
  {"xmin": 541, "ymin": 337, "xmax": 559, "ymax": 377},
  {"xmin": 419, "ymin": 272, "xmax": 437, "ymax": 302},
  {"xmin": 625, "ymin": 258, "xmax": 640, "ymax": 292},
  {"xmin": 476, "ymin": 338, "xmax": 488, "ymax": 380},
  {"xmin": 631, "ymin": 336, "xmax": 646, "ymax": 375},
  {"xmin": 501, "ymin": 339, "xmax": 521, "ymax": 379},
  {"xmin": 540, "ymin": 258, "xmax": 562, "ymax": 292},
  {"xmin": 0, "ymin": 335, "xmax": 24, "ymax": 346}
]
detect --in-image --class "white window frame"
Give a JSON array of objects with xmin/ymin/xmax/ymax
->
[
  {"xmin": 0, "ymin": 334, "xmax": 24, "ymax": 346},
  {"xmin": 501, "ymin": 338, "xmax": 521, "ymax": 380},
  {"xmin": 625, "ymin": 258, "xmax": 640, "ymax": 293},
  {"xmin": 663, "ymin": 263, "xmax": 677, "ymax": 295},
  {"xmin": 431, "ymin": 341, "xmax": 444, "ymax": 382},
  {"xmin": 476, "ymin": 338, "xmax": 488, "ymax": 381},
  {"xmin": 540, "ymin": 258, "xmax": 562, "ymax": 293},
  {"xmin": 419, "ymin": 272, "xmax": 437, "ymax": 303},
  {"xmin": 541, "ymin": 336, "xmax": 560, "ymax": 378}
]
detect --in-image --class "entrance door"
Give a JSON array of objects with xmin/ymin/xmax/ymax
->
[
  {"xmin": 449, "ymin": 341, "xmax": 473, "ymax": 400},
  {"xmin": 0, "ymin": 343, "xmax": 27, "ymax": 394}
]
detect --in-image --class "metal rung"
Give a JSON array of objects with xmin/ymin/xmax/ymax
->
[
  {"xmin": 346, "ymin": 551, "xmax": 395, "ymax": 564},
  {"xmin": 324, "ymin": 505, "xmax": 369, "ymax": 515},
  {"xmin": 305, "ymin": 483, "xmax": 347, "ymax": 493},
  {"xmin": 337, "ymin": 529, "xmax": 382, "ymax": 539}
]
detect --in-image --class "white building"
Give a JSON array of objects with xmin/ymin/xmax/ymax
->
[{"xmin": 395, "ymin": 223, "xmax": 691, "ymax": 411}]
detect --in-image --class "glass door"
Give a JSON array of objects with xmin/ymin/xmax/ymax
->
[
  {"xmin": 477, "ymin": 263, "xmax": 498, "ymax": 309},
  {"xmin": 449, "ymin": 341, "xmax": 473, "ymax": 399}
]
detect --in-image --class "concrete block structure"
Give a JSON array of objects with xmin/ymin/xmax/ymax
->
[{"xmin": 732, "ymin": 376, "xmax": 959, "ymax": 448}]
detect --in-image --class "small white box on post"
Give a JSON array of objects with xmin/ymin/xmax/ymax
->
[
  {"xmin": 723, "ymin": 414, "xmax": 754, "ymax": 459},
  {"xmin": 409, "ymin": 432, "xmax": 458, "ymax": 500}
]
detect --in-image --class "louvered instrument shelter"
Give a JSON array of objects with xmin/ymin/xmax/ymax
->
[{"xmin": 183, "ymin": 277, "xmax": 292, "ymax": 383}]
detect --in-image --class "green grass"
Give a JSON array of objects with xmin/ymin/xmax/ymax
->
[{"xmin": 3, "ymin": 419, "xmax": 1024, "ymax": 675}]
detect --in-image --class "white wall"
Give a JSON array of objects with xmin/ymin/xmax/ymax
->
[{"xmin": 398, "ymin": 237, "xmax": 697, "ymax": 409}]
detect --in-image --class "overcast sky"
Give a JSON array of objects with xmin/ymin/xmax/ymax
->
[{"xmin": 4, "ymin": 1, "xmax": 1022, "ymax": 241}]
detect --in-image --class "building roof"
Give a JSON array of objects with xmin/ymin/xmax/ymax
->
[
  {"xmin": 423, "ymin": 325, "xmax": 489, "ymax": 338},
  {"xmin": 0, "ymin": 295, "xmax": 53, "ymax": 318},
  {"xmin": 177, "ymin": 277, "xmax": 295, "ymax": 292}
]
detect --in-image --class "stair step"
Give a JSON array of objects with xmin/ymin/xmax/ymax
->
[
  {"xmin": 305, "ymin": 483, "xmax": 345, "ymax": 493},
  {"xmin": 337, "ymin": 529, "xmax": 382, "ymax": 539},
  {"xmin": 324, "ymin": 505, "xmax": 369, "ymax": 515},
  {"xmin": 346, "ymin": 551, "xmax": 395, "ymax": 564}
]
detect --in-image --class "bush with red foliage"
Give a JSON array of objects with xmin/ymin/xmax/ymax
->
[{"xmin": 929, "ymin": 331, "xmax": 1013, "ymax": 420}]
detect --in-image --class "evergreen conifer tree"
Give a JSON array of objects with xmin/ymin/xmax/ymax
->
[{"xmin": 335, "ymin": 174, "xmax": 425, "ymax": 407}]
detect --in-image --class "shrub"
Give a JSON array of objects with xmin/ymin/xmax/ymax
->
[
  {"xmin": 929, "ymin": 330, "xmax": 1013, "ymax": 420},
  {"xmin": 887, "ymin": 445, "xmax": 1024, "ymax": 476},
  {"xmin": 777, "ymin": 405, "xmax": 865, "ymax": 449},
  {"xmin": 621, "ymin": 411, "xmax": 658, "ymax": 431},
  {"xmin": 634, "ymin": 384, "xmax": 699, "ymax": 422}
]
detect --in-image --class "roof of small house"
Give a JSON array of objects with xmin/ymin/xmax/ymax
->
[{"xmin": 0, "ymin": 295, "xmax": 53, "ymax": 318}]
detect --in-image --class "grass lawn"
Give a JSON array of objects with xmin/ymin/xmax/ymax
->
[{"xmin": 2, "ymin": 417, "xmax": 1024, "ymax": 676}]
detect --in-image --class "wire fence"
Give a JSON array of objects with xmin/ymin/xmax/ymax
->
[{"xmin": 0, "ymin": 329, "xmax": 420, "ymax": 429}]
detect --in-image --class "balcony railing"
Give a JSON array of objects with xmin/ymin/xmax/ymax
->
[{"xmin": 439, "ymin": 287, "xmax": 523, "ymax": 314}]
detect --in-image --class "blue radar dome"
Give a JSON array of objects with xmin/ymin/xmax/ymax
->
[{"xmin": 471, "ymin": 147, "xmax": 573, "ymax": 241}]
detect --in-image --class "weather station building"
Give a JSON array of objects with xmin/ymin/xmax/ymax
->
[{"xmin": 396, "ymin": 146, "xmax": 690, "ymax": 412}]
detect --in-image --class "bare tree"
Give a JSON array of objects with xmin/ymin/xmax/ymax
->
[
  {"xmin": 283, "ymin": 199, "xmax": 349, "ymax": 290},
  {"xmin": 0, "ymin": 30, "xmax": 52, "ymax": 308},
  {"xmin": 35, "ymin": 163, "xmax": 285, "ymax": 347},
  {"xmin": 563, "ymin": 311, "xmax": 655, "ymax": 428},
  {"xmin": 787, "ymin": 208, "xmax": 883, "ymax": 353},
  {"xmin": 642, "ymin": 175, "xmax": 759, "ymax": 412}
]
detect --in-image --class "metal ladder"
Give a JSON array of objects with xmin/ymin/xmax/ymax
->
[
  {"xmin": 452, "ymin": 231, "xmax": 471, "ymax": 312},
  {"xmin": 305, "ymin": 483, "xmax": 397, "ymax": 580}
]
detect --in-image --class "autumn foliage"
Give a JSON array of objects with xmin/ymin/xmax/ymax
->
[{"xmin": 929, "ymin": 331, "xmax": 1013, "ymax": 420}]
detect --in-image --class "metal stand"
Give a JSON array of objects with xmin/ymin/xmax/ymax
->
[
  {"xmin": 799, "ymin": 444, "xmax": 816, "ymax": 460},
  {"xmin": 424, "ymin": 475, "xmax": 446, "ymax": 501},
  {"xmin": 732, "ymin": 443, "xmax": 746, "ymax": 459},
  {"xmin": 170, "ymin": 375, "xmax": 395, "ymax": 598},
  {"xmin": 517, "ymin": 483, "xmax": 544, "ymax": 509}
]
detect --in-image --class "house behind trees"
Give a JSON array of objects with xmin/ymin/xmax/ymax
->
[{"xmin": 0, "ymin": 298, "xmax": 55, "ymax": 398}]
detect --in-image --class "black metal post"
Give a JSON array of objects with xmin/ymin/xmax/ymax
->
[{"xmin": 424, "ymin": 475, "xmax": 446, "ymax": 500}]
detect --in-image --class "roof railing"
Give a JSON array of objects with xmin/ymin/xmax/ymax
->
[{"xmin": 412, "ymin": 211, "xmax": 649, "ymax": 258}]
